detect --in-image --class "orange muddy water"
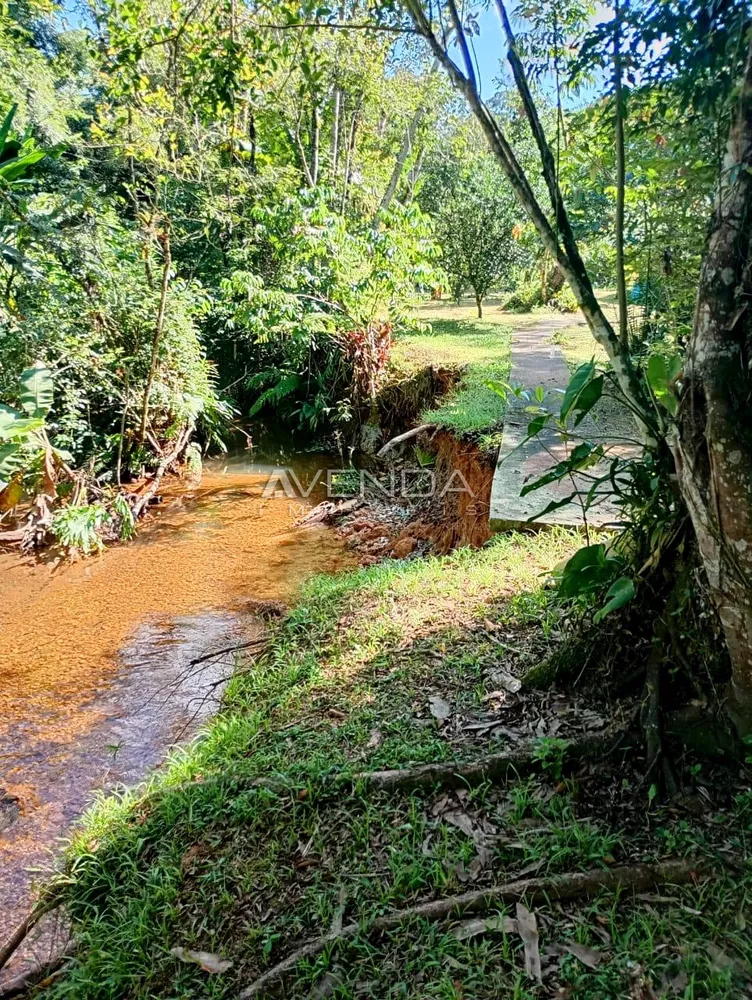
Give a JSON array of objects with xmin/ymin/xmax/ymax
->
[{"xmin": 0, "ymin": 450, "xmax": 348, "ymax": 976}]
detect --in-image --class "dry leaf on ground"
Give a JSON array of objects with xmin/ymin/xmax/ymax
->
[
  {"xmin": 170, "ymin": 947, "xmax": 233, "ymax": 974},
  {"xmin": 564, "ymin": 941, "xmax": 604, "ymax": 969},
  {"xmin": 428, "ymin": 695, "xmax": 452, "ymax": 720},
  {"xmin": 452, "ymin": 914, "xmax": 518, "ymax": 941},
  {"xmin": 516, "ymin": 902, "xmax": 542, "ymax": 982}
]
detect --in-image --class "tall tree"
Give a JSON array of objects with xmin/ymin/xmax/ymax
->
[{"xmin": 400, "ymin": 0, "xmax": 752, "ymax": 736}]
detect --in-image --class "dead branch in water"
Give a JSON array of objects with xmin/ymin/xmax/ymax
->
[
  {"xmin": 236, "ymin": 858, "xmax": 710, "ymax": 998},
  {"xmin": 131, "ymin": 423, "xmax": 194, "ymax": 520},
  {"xmin": 376, "ymin": 423, "xmax": 436, "ymax": 458},
  {"xmin": 185, "ymin": 637, "xmax": 268, "ymax": 669}
]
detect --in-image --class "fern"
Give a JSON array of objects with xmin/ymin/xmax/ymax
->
[{"xmin": 248, "ymin": 373, "xmax": 302, "ymax": 417}]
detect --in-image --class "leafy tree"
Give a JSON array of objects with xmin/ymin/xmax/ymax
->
[
  {"xmin": 421, "ymin": 144, "xmax": 525, "ymax": 317},
  {"xmin": 399, "ymin": 0, "xmax": 752, "ymax": 743}
]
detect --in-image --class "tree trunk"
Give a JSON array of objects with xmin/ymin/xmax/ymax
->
[
  {"xmin": 405, "ymin": 0, "xmax": 654, "ymax": 441},
  {"xmin": 378, "ymin": 59, "xmax": 437, "ymax": 216},
  {"xmin": 671, "ymin": 36, "xmax": 752, "ymax": 736},
  {"xmin": 341, "ymin": 111, "xmax": 359, "ymax": 213},
  {"xmin": 614, "ymin": 0, "xmax": 629, "ymax": 350},
  {"xmin": 475, "ymin": 290, "xmax": 483, "ymax": 319},
  {"xmin": 331, "ymin": 88, "xmax": 341, "ymax": 178},
  {"xmin": 138, "ymin": 220, "xmax": 171, "ymax": 445},
  {"xmin": 310, "ymin": 103, "xmax": 320, "ymax": 187}
]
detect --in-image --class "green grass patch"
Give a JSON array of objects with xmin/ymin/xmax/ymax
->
[
  {"xmin": 47, "ymin": 530, "xmax": 752, "ymax": 1000},
  {"xmin": 393, "ymin": 318, "xmax": 513, "ymax": 445}
]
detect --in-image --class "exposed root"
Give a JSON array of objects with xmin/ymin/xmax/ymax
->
[
  {"xmin": 0, "ymin": 897, "xmax": 61, "ymax": 976},
  {"xmin": 376, "ymin": 423, "xmax": 436, "ymax": 458},
  {"xmin": 236, "ymin": 859, "xmax": 710, "ymax": 999},
  {"xmin": 150, "ymin": 731, "xmax": 632, "ymax": 807},
  {"xmin": 350, "ymin": 732, "xmax": 622, "ymax": 792},
  {"xmin": 0, "ymin": 943, "xmax": 74, "ymax": 999}
]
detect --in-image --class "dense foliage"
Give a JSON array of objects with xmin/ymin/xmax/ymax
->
[{"xmin": 0, "ymin": 0, "xmax": 746, "ymax": 568}]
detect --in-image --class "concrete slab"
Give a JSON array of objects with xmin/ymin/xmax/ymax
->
[{"xmin": 489, "ymin": 318, "xmax": 625, "ymax": 533}]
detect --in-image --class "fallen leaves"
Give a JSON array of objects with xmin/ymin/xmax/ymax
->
[
  {"xmin": 562, "ymin": 941, "xmax": 604, "ymax": 969},
  {"xmin": 516, "ymin": 903, "xmax": 542, "ymax": 982},
  {"xmin": 170, "ymin": 947, "xmax": 232, "ymax": 974},
  {"xmin": 428, "ymin": 695, "xmax": 452, "ymax": 721},
  {"xmin": 430, "ymin": 789, "xmax": 497, "ymax": 882},
  {"xmin": 451, "ymin": 914, "xmax": 518, "ymax": 941}
]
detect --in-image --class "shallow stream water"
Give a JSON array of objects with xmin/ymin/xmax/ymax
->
[{"xmin": 0, "ymin": 447, "xmax": 348, "ymax": 978}]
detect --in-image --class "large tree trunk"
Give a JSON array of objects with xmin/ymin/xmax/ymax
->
[
  {"xmin": 378, "ymin": 59, "xmax": 438, "ymax": 216},
  {"xmin": 672, "ymin": 37, "xmax": 752, "ymax": 736}
]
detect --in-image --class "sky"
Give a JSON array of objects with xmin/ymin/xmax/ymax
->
[
  {"xmin": 449, "ymin": 1, "xmax": 613, "ymax": 106},
  {"xmin": 60, "ymin": 0, "xmax": 613, "ymax": 106}
]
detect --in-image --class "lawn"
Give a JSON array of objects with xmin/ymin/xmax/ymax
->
[
  {"xmin": 391, "ymin": 298, "xmax": 547, "ymax": 447},
  {"xmin": 46, "ymin": 529, "xmax": 752, "ymax": 1000}
]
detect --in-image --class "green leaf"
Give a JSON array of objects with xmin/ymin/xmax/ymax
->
[
  {"xmin": 0, "ymin": 104, "xmax": 17, "ymax": 150},
  {"xmin": 520, "ymin": 441, "xmax": 598, "ymax": 496},
  {"xmin": 485, "ymin": 379, "xmax": 509, "ymax": 400},
  {"xmin": 0, "ymin": 148, "xmax": 46, "ymax": 182},
  {"xmin": 0, "ymin": 403, "xmax": 21, "ymax": 435},
  {"xmin": 560, "ymin": 361, "xmax": 595, "ymax": 422},
  {"xmin": 572, "ymin": 375, "xmax": 604, "ymax": 425},
  {"xmin": 0, "ymin": 417, "xmax": 44, "ymax": 440},
  {"xmin": 558, "ymin": 543, "xmax": 623, "ymax": 599},
  {"xmin": 0, "ymin": 441, "xmax": 22, "ymax": 487},
  {"xmin": 527, "ymin": 412, "xmax": 551, "ymax": 437},
  {"xmin": 594, "ymin": 576, "xmax": 636, "ymax": 623},
  {"xmin": 646, "ymin": 354, "xmax": 681, "ymax": 416},
  {"xmin": 19, "ymin": 362, "xmax": 53, "ymax": 418},
  {"xmin": 526, "ymin": 492, "xmax": 578, "ymax": 521}
]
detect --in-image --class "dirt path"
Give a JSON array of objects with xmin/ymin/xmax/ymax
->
[{"xmin": 489, "ymin": 316, "xmax": 633, "ymax": 532}]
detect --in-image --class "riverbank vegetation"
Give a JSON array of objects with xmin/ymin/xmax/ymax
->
[
  {"xmin": 25, "ymin": 533, "xmax": 752, "ymax": 999},
  {"xmin": 3, "ymin": 0, "xmax": 752, "ymax": 993}
]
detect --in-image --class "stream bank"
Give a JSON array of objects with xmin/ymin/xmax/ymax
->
[{"xmin": 30, "ymin": 526, "xmax": 752, "ymax": 1000}]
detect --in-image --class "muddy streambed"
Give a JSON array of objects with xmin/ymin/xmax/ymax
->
[{"xmin": 0, "ymin": 449, "xmax": 349, "ymax": 977}]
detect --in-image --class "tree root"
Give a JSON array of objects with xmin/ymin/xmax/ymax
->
[
  {"xmin": 0, "ymin": 894, "xmax": 62, "ymax": 977},
  {"xmin": 376, "ymin": 423, "xmax": 436, "ymax": 458},
  {"xmin": 147, "ymin": 730, "xmax": 632, "ymax": 807},
  {"xmin": 349, "ymin": 732, "xmax": 621, "ymax": 792},
  {"xmin": 0, "ymin": 942, "xmax": 74, "ymax": 999},
  {"xmin": 236, "ymin": 858, "xmax": 709, "ymax": 998}
]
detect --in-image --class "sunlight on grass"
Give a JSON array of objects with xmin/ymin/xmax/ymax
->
[
  {"xmin": 53, "ymin": 528, "xmax": 752, "ymax": 1000},
  {"xmin": 394, "ymin": 316, "xmax": 514, "ymax": 442}
]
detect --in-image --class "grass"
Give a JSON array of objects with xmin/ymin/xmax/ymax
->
[
  {"xmin": 390, "ymin": 298, "xmax": 541, "ymax": 446},
  {"xmin": 47, "ymin": 529, "xmax": 752, "ymax": 1000}
]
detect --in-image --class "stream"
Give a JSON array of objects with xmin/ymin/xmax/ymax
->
[{"xmin": 0, "ymin": 446, "xmax": 349, "ymax": 978}]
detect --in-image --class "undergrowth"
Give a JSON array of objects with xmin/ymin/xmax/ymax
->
[{"xmin": 47, "ymin": 531, "xmax": 752, "ymax": 1000}]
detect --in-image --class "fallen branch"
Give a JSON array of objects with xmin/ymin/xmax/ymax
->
[
  {"xmin": 376, "ymin": 423, "xmax": 436, "ymax": 459},
  {"xmin": 237, "ymin": 858, "xmax": 709, "ymax": 998},
  {"xmin": 294, "ymin": 497, "xmax": 363, "ymax": 527},
  {"xmin": 131, "ymin": 423, "xmax": 194, "ymax": 520},
  {"xmin": 185, "ymin": 637, "xmax": 268, "ymax": 669}
]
